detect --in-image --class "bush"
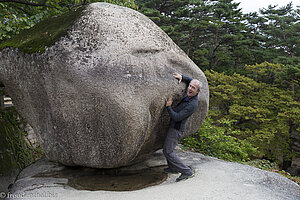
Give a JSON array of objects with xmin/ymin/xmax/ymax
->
[
  {"xmin": 181, "ymin": 117, "xmax": 257, "ymax": 162},
  {"xmin": 205, "ymin": 69, "xmax": 300, "ymax": 162}
]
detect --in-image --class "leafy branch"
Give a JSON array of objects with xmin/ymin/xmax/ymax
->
[
  {"xmin": 0, "ymin": 0, "xmax": 88, "ymax": 11},
  {"xmin": 0, "ymin": 0, "xmax": 48, "ymax": 7}
]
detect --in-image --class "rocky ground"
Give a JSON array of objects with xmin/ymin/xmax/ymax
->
[{"xmin": 3, "ymin": 148, "xmax": 300, "ymax": 200}]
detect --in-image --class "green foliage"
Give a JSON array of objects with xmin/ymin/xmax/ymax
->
[
  {"xmin": 0, "ymin": 1, "xmax": 62, "ymax": 41},
  {"xmin": 0, "ymin": 0, "xmax": 137, "ymax": 41},
  {"xmin": 137, "ymin": 0, "xmax": 300, "ymax": 74},
  {"xmin": 181, "ymin": 117, "xmax": 257, "ymax": 162},
  {"xmin": 205, "ymin": 69, "xmax": 300, "ymax": 162},
  {"xmin": 245, "ymin": 61, "xmax": 300, "ymax": 102},
  {"xmin": 137, "ymin": 0, "xmax": 247, "ymax": 71},
  {"xmin": 245, "ymin": 62, "xmax": 283, "ymax": 84},
  {"xmin": 245, "ymin": 159, "xmax": 278, "ymax": 170},
  {"xmin": 103, "ymin": 0, "xmax": 137, "ymax": 8},
  {"xmin": 259, "ymin": 3, "xmax": 300, "ymax": 60},
  {"xmin": 0, "ymin": 107, "xmax": 43, "ymax": 174},
  {"xmin": 0, "ymin": 6, "xmax": 85, "ymax": 53}
]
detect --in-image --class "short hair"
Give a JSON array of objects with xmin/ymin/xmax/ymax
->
[{"xmin": 191, "ymin": 79, "xmax": 201, "ymax": 92}]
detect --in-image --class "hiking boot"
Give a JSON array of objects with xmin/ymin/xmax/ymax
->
[
  {"xmin": 175, "ymin": 173, "xmax": 195, "ymax": 182},
  {"xmin": 163, "ymin": 167, "xmax": 179, "ymax": 174},
  {"xmin": 188, "ymin": 166, "xmax": 195, "ymax": 174}
]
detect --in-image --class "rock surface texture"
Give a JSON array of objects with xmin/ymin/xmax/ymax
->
[
  {"xmin": 0, "ymin": 3, "xmax": 209, "ymax": 168},
  {"xmin": 6, "ymin": 150, "xmax": 300, "ymax": 200}
]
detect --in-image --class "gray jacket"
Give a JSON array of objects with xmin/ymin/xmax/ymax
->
[{"xmin": 167, "ymin": 75, "xmax": 198, "ymax": 132}]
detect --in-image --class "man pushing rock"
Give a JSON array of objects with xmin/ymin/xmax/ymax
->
[{"xmin": 164, "ymin": 72, "xmax": 201, "ymax": 182}]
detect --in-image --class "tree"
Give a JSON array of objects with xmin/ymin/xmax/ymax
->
[
  {"xmin": 181, "ymin": 117, "xmax": 257, "ymax": 162},
  {"xmin": 280, "ymin": 64, "xmax": 300, "ymax": 97},
  {"xmin": 243, "ymin": 12, "xmax": 268, "ymax": 65},
  {"xmin": 138, "ymin": 0, "xmax": 300, "ymax": 75},
  {"xmin": 260, "ymin": 3, "xmax": 300, "ymax": 60},
  {"xmin": 204, "ymin": 0, "xmax": 243, "ymax": 70},
  {"xmin": 258, "ymin": 4, "xmax": 300, "ymax": 99},
  {"xmin": 205, "ymin": 68, "xmax": 300, "ymax": 163},
  {"xmin": 137, "ymin": 0, "xmax": 248, "ymax": 71}
]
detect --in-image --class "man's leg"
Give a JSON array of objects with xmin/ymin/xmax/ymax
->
[{"xmin": 163, "ymin": 128, "xmax": 192, "ymax": 175}]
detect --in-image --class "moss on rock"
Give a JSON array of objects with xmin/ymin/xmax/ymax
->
[{"xmin": 0, "ymin": 6, "xmax": 85, "ymax": 54}]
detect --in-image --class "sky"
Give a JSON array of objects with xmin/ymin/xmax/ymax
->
[{"xmin": 232, "ymin": 0, "xmax": 299, "ymax": 13}]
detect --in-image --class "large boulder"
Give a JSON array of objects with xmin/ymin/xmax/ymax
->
[{"xmin": 0, "ymin": 3, "xmax": 209, "ymax": 168}]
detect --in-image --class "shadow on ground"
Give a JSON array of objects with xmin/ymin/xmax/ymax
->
[{"xmin": 34, "ymin": 165, "xmax": 167, "ymax": 191}]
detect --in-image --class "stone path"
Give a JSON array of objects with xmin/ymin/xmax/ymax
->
[{"xmin": 5, "ymin": 150, "xmax": 300, "ymax": 200}]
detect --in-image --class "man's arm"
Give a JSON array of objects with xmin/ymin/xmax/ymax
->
[
  {"xmin": 173, "ymin": 72, "xmax": 192, "ymax": 85},
  {"xmin": 181, "ymin": 74, "xmax": 193, "ymax": 85},
  {"xmin": 166, "ymin": 103, "xmax": 197, "ymax": 122}
]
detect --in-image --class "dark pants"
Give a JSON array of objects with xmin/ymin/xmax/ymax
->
[{"xmin": 163, "ymin": 127, "xmax": 192, "ymax": 175}]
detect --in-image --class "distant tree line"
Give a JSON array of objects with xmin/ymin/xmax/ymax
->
[{"xmin": 136, "ymin": 0, "xmax": 299, "ymax": 75}]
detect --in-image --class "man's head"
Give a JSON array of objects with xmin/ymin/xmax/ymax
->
[{"xmin": 187, "ymin": 79, "xmax": 201, "ymax": 98}]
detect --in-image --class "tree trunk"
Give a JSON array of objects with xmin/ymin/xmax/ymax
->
[
  {"xmin": 291, "ymin": 79, "xmax": 295, "ymax": 94},
  {"xmin": 185, "ymin": 30, "xmax": 194, "ymax": 56},
  {"xmin": 209, "ymin": 28, "xmax": 219, "ymax": 70},
  {"xmin": 235, "ymin": 56, "xmax": 240, "ymax": 69}
]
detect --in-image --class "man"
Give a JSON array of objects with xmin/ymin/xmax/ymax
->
[{"xmin": 163, "ymin": 72, "xmax": 201, "ymax": 182}]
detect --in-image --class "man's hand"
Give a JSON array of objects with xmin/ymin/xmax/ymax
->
[
  {"xmin": 173, "ymin": 72, "xmax": 182, "ymax": 84},
  {"xmin": 166, "ymin": 96, "xmax": 173, "ymax": 107}
]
